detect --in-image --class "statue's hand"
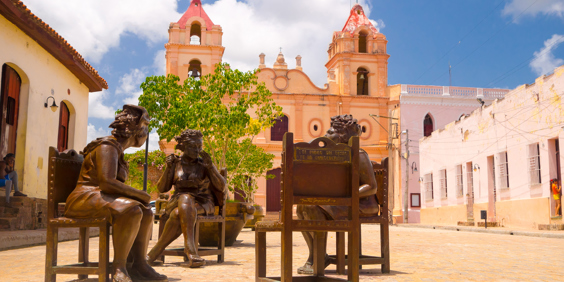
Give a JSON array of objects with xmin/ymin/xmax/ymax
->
[
  {"xmin": 165, "ymin": 154, "xmax": 177, "ymax": 166},
  {"xmin": 200, "ymin": 151, "xmax": 214, "ymax": 169}
]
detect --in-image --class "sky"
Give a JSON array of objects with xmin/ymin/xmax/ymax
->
[{"xmin": 21, "ymin": 0, "xmax": 564, "ymax": 152}]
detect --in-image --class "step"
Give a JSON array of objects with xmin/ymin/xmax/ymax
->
[
  {"xmin": 0, "ymin": 206, "xmax": 20, "ymax": 217},
  {"xmin": 0, "ymin": 217, "xmax": 17, "ymax": 231}
]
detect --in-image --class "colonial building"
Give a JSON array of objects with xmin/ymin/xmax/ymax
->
[
  {"xmin": 419, "ymin": 65, "xmax": 564, "ymax": 229},
  {"xmin": 0, "ymin": 0, "xmax": 107, "ymax": 229}
]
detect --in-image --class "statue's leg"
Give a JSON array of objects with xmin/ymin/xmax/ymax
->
[
  {"xmin": 128, "ymin": 207, "xmax": 167, "ymax": 280},
  {"xmin": 177, "ymin": 194, "xmax": 206, "ymax": 268},
  {"xmin": 111, "ymin": 206, "xmax": 143, "ymax": 282},
  {"xmin": 297, "ymin": 205, "xmax": 329, "ymax": 275},
  {"xmin": 147, "ymin": 209, "xmax": 182, "ymax": 263}
]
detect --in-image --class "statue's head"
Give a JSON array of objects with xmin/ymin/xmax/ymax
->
[
  {"xmin": 324, "ymin": 114, "xmax": 362, "ymax": 144},
  {"xmin": 109, "ymin": 104, "xmax": 150, "ymax": 147},
  {"xmin": 175, "ymin": 129, "xmax": 203, "ymax": 159}
]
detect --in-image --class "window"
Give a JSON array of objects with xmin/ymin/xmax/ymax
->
[
  {"xmin": 456, "ymin": 165, "xmax": 463, "ymax": 197},
  {"xmin": 423, "ymin": 114, "xmax": 433, "ymax": 137},
  {"xmin": 271, "ymin": 115, "xmax": 288, "ymax": 141},
  {"xmin": 356, "ymin": 67, "xmax": 368, "ymax": 95},
  {"xmin": 528, "ymin": 143, "xmax": 541, "ymax": 185},
  {"xmin": 57, "ymin": 102, "xmax": 70, "ymax": 152},
  {"xmin": 466, "ymin": 162, "xmax": 474, "ymax": 199},
  {"xmin": 358, "ymin": 31, "xmax": 367, "ymax": 53},
  {"xmin": 439, "ymin": 169, "xmax": 447, "ymax": 199},
  {"xmin": 411, "ymin": 193, "xmax": 421, "ymax": 207},
  {"xmin": 424, "ymin": 173, "xmax": 433, "ymax": 201},
  {"xmin": 498, "ymin": 151, "xmax": 509, "ymax": 189},
  {"xmin": 190, "ymin": 22, "xmax": 201, "ymax": 45},
  {"xmin": 188, "ymin": 59, "xmax": 202, "ymax": 80}
]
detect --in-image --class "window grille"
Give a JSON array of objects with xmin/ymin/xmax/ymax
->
[
  {"xmin": 456, "ymin": 165, "xmax": 463, "ymax": 197},
  {"xmin": 440, "ymin": 169, "xmax": 447, "ymax": 199},
  {"xmin": 498, "ymin": 151, "xmax": 509, "ymax": 189},
  {"xmin": 466, "ymin": 162, "xmax": 474, "ymax": 198},
  {"xmin": 424, "ymin": 173, "xmax": 433, "ymax": 201},
  {"xmin": 528, "ymin": 143, "xmax": 541, "ymax": 185}
]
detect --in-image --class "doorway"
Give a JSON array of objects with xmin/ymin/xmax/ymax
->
[
  {"xmin": 466, "ymin": 162, "xmax": 474, "ymax": 220},
  {"xmin": 266, "ymin": 168, "xmax": 281, "ymax": 212},
  {"xmin": 0, "ymin": 64, "xmax": 21, "ymax": 157}
]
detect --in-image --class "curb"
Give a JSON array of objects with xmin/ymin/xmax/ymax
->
[
  {"xmin": 0, "ymin": 228, "xmax": 100, "ymax": 251},
  {"xmin": 393, "ymin": 224, "xmax": 564, "ymax": 239}
]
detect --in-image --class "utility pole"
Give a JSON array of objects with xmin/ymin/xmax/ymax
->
[
  {"xmin": 143, "ymin": 131, "xmax": 149, "ymax": 192},
  {"xmin": 403, "ymin": 130, "xmax": 409, "ymax": 223},
  {"xmin": 388, "ymin": 110, "xmax": 394, "ymax": 221}
]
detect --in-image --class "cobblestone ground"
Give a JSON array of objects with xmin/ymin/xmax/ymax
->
[{"xmin": 1, "ymin": 224, "xmax": 563, "ymax": 281}]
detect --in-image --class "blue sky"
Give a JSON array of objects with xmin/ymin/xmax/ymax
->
[{"xmin": 22, "ymin": 0, "xmax": 564, "ymax": 151}]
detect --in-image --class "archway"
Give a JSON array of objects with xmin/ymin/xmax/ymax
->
[
  {"xmin": 423, "ymin": 113, "xmax": 434, "ymax": 137},
  {"xmin": 359, "ymin": 31, "xmax": 368, "ymax": 53},
  {"xmin": 188, "ymin": 59, "xmax": 202, "ymax": 79},
  {"xmin": 0, "ymin": 64, "xmax": 21, "ymax": 156},
  {"xmin": 356, "ymin": 67, "xmax": 369, "ymax": 96},
  {"xmin": 190, "ymin": 22, "xmax": 201, "ymax": 45}
]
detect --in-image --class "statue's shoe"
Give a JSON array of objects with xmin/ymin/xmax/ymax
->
[
  {"xmin": 128, "ymin": 267, "xmax": 168, "ymax": 282},
  {"xmin": 181, "ymin": 255, "xmax": 205, "ymax": 268}
]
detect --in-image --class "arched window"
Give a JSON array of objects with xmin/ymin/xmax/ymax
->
[
  {"xmin": 57, "ymin": 101, "xmax": 70, "ymax": 152},
  {"xmin": 424, "ymin": 114, "xmax": 434, "ymax": 137},
  {"xmin": 358, "ymin": 31, "xmax": 368, "ymax": 53},
  {"xmin": 190, "ymin": 22, "xmax": 201, "ymax": 45},
  {"xmin": 0, "ymin": 64, "xmax": 21, "ymax": 156},
  {"xmin": 188, "ymin": 59, "xmax": 202, "ymax": 80},
  {"xmin": 271, "ymin": 115, "xmax": 288, "ymax": 141},
  {"xmin": 356, "ymin": 67, "xmax": 369, "ymax": 96}
]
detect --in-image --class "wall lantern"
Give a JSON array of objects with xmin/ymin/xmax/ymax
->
[
  {"xmin": 418, "ymin": 177, "xmax": 424, "ymax": 183},
  {"xmin": 44, "ymin": 96, "xmax": 58, "ymax": 112},
  {"xmin": 411, "ymin": 162, "xmax": 418, "ymax": 174},
  {"xmin": 473, "ymin": 164, "xmax": 480, "ymax": 172}
]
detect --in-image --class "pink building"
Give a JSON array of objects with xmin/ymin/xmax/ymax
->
[
  {"xmin": 419, "ymin": 65, "xmax": 564, "ymax": 229},
  {"xmin": 391, "ymin": 85, "xmax": 509, "ymax": 223}
]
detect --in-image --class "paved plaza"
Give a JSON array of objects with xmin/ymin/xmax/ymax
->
[{"xmin": 1, "ymin": 224, "xmax": 563, "ymax": 281}]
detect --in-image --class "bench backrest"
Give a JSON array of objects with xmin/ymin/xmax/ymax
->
[{"xmin": 47, "ymin": 147, "xmax": 84, "ymax": 220}]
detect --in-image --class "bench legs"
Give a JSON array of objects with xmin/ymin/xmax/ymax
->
[
  {"xmin": 255, "ymin": 230, "xmax": 267, "ymax": 281},
  {"xmin": 78, "ymin": 227, "xmax": 90, "ymax": 280},
  {"xmin": 45, "ymin": 226, "xmax": 58, "ymax": 282}
]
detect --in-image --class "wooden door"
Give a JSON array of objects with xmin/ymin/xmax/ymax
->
[
  {"xmin": 57, "ymin": 102, "xmax": 70, "ymax": 152},
  {"xmin": 266, "ymin": 168, "xmax": 281, "ymax": 212},
  {"xmin": 0, "ymin": 64, "xmax": 21, "ymax": 157}
]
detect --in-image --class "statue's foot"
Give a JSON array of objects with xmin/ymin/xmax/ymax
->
[
  {"xmin": 146, "ymin": 254, "xmax": 163, "ymax": 266},
  {"xmin": 296, "ymin": 256, "xmax": 331, "ymax": 275},
  {"xmin": 113, "ymin": 267, "xmax": 133, "ymax": 282},
  {"xmin": 129, "ymin": 262, "xmax": 168, "ymax": 281},
  {"xmin": 184, "ymin": 254, "xmax": 205, "ymax": 268}
]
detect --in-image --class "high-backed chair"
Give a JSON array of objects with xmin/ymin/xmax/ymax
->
[
  {"xmin": 44, "ymin": 147, "xmax": 111, "ymax": 282},
  {"xmin": 329, "ymin": 158, "xmax": 390, "ymax": 274},
  {"xmin": 158, "ymin": 168, "xmax": 227, "ymax": 263},
  {"xmin": 255, "ymin": 133, "xmax": 360, "ymax": 282}
]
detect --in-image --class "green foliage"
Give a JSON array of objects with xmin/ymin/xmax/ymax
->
[
  {"xmin": 139, "ymin": 63, "xmax": 282, "ymax": 203},
  {"xmin": 124, "ymin": 150, "xmax": 166, "ymax": 194}
]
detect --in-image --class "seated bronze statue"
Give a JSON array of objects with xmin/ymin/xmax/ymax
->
[
  {"xmin": 147, "ymin": 129, "xmax": 226, "ymax": 268},
  {"xmin": 296, "ymin": 114, "xmax": 379, "ymax": 275},
  {"xmin": 64, "ymin": 105, "xmax": 167, "ymax": 282}
]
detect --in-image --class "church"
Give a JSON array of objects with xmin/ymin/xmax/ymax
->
[{"xmin": 160, "ymin": 0, "xmax": 508, "ymax": 223}]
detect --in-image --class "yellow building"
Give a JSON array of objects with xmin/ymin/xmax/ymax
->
[
  {"xmin": 0, "ymin": 0, "xmax": 106, "ymax": 229},
  {"xmin": 162, "ymin": 1, "xmax": 395, "ymax": 212}
]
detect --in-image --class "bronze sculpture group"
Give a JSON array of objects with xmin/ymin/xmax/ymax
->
[{"xmin": 57, "ymin": 103, "xmax": 379, "ymax": 280}]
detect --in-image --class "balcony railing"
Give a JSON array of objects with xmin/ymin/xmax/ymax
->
[{"xmin": 401, "ymin": 84, "xmax": 509, "ymax": 99}]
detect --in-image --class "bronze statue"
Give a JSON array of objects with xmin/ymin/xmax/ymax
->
[
  {"xmin": 296, "ymin": 114, "xmax": 379, "ymax": 275},
  {"xmin": 64, "ymin": 105, "xmax": 167, "ymax": 282},
  {"xmin": 147, "ymin": 129, "xmax": 227, "ymax": 268},
  {"xmin": 155, "ymin": 193, "xmax": 170, "ymax": 216}
]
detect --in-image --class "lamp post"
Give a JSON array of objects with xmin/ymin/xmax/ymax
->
[
  {"xmin": 143, "ymin": 132, "xmax": 149, "ymax": 192},
  {"xmin": 401, "ymin": 129, "xmax": 409, "ymax": 224}
]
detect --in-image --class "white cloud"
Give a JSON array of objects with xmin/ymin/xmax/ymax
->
[
  {"xmin": 204, "ymin": 0, "xmax": 383, "ymax": 85},
  {"xmin": 88, "ymin": 90, "xmax": 116, "ymax": 119},
  {"xmin": 87, "ymin": 123, "xmax": 109, "ymax": 143},
  {"xmin": 116, "ymin": 68, "xmax": 147, "ymax": 105},
  {"xmin": 503, "ymin": 0, "xmax": 564, "ymax": 22},
  {"xmin": 530, "ymin": 34, "xmax": 564, "ymax": 76},
  {"xmin": 124, "ymin": 131, "xmax": 161, "ymax": 154},
  {"xmin": 23, "ymin": 0, "xmax": 182, "ymax": 63},
  {"xmin": 153, "ymin": 49, "xmax": 167, "ymax": 76}
]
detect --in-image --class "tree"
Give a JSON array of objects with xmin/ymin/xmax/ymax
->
[{"xmin": 139, "ymin": 63, "xmax": 282, "ymax": 202}]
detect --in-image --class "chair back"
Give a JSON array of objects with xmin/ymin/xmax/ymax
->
[
  {"xmin": 373, "ymin": 158, "xmax": 388, "ymax": 216},
  {"xmin": 47, "ymin": 147, "xmax": 84, "ymax": 220},
  {"xmin": 281, "ymin": 132, "xmax": 359, "ymax": 225},
  {"xmin": 209, "ymin": 168, "xmax": 228, "ymax": 214}
]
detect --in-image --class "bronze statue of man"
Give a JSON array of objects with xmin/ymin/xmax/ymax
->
[
  {"xmin": 64, "ymin": 105, "xmax": 167, "ymax": 282},
  {"xmin": 147, "ymin": 129, "xmax": 226, "ymax": 268},
  {"xmin": 296, "ymin": 114, "xmax": 379, "ymax": 275}
]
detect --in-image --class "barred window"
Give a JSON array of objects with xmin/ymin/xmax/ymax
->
[
  {"xmin": 528, "ymin": 143, "xmax": 541, "ymax": 185},
  {"xmin": 456, "ymin": 165, "xmax": 463, "ymax": 197},
  {"xmin": 498, "ymin": 151, "xmax": 509, "ymax": 189},
  {"xmin": 440, "ymin": 169, "xmax": 447, "ymax": 199},
  {"xmin": 466, "ymin": 162, "xmax": 474, "ymax": 198},
  {"xmin": 424, "ymin": 173, "xmax": 434, "ymax": 201}
]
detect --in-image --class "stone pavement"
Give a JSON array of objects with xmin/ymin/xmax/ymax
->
[{"xmin": 1, "ymin": 224, "xmax": 563, "ymax": 281}]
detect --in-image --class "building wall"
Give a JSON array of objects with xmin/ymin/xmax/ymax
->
[
  {"xmin": 0, "ymin": 14, "xmax": 90, "ymax": 199},
  {"xmin": 419, "ymin": 66, "xmax": 564, "ymax": 228}
]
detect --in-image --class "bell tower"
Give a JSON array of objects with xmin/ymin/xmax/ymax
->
[
  {"xmin": 325, "ymin": 4, "xmax": 389, "ymax": 97},
  {"xmin": 166, "ymin": 0, "xmax": 225, "ymax": 81}
]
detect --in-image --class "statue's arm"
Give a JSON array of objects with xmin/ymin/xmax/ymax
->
[
  {"xmin": 358, "ymin": 151, "xmax": 378, "ymax": 198},
  {"xmin": 96, "ymin": 144, "xmax": 151, "ymax": 205},
  {"xmin": 157, "ymin": 155, "xmax": 177, "ymax": 193},
  {"xmin": 201, "ymin": 151, "xmax": 226, "ymax": 194}
]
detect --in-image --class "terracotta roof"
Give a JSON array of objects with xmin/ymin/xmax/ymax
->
[
  {"xmin": 177, "ymin": 0, "xmax": 215, "ymax": 30},
  {"xmin": 342, "ymin": 4, "xmax": 378, "ymax": 38},
  {"xmin": 0, "ymin": 0, "xmax": 108, "ymax": 91}
]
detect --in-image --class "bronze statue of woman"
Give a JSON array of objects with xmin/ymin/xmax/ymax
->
[
  {"xmin": 296, "ymin": 114, "xmax": 379, "ymax": 275},
  {"xmin": 147, "ymin": 129, "xmax": 226, "ymax": 268},
  {"xmin": 64, "ymin": 105, "xmax": 167, "ymax": 282}
]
